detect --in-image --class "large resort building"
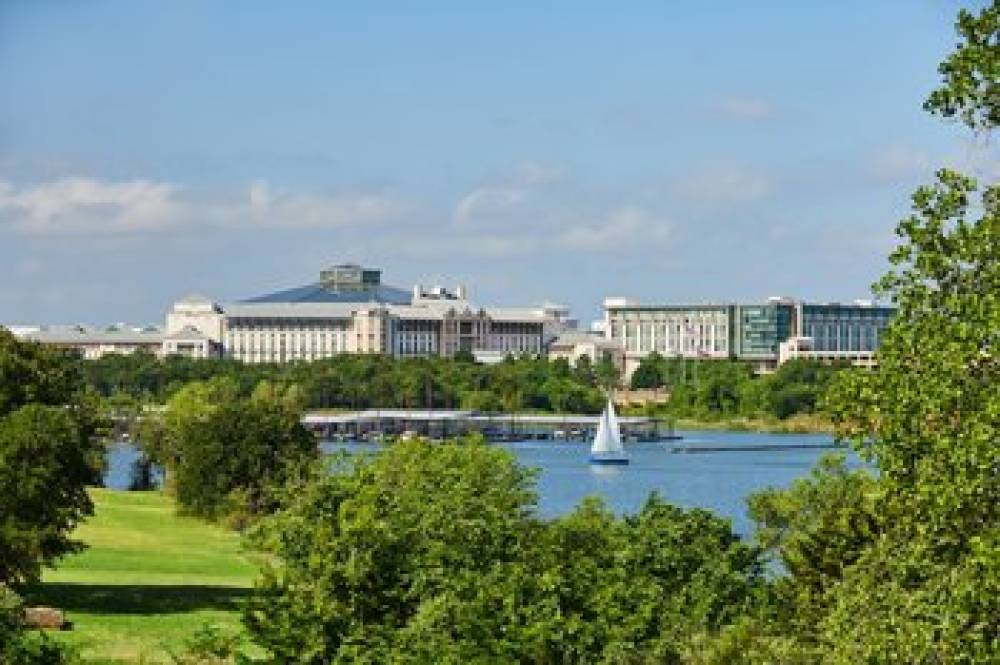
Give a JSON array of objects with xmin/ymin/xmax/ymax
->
[
  {"xmin": 16, "ymin": 264, "xmax": 574, "ymax": 363},
  {"xmin": 603, "ymin": 296, "xmax": 894, "ymax": 377},
  {"xmin": 10, "ymin": 264, "xmax": 894, "ymax": 377},
  {"xmin": 219, "ymin": 264, "xmax": 570, "ymax": 363}
]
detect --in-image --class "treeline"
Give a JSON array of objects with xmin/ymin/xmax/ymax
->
[
  {"xmin": 85, "ymin": 346, "xmax": 844, "ymax": 421},
  {"xmin": 631, "ymin": 353, "xmax": 844, "ymax": 421},
  {"xmin": 84, "ymin": 351, "xmax": 617, "ymax": 414}
]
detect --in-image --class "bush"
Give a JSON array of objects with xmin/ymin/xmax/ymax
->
[
  {"xmin": 172, "ymin": 398, "xmax": 317, "ymax": 522},
  {"xmin": 0, "ymin": 586, "xmax": 74, "ymax": 665},
  {"xmin": 245, "ymin": 438, "xmax": 764, "ymax": 662},
  {"xmin": 169, "ymin": 623, "xmax": 250, "ymax": 665}
]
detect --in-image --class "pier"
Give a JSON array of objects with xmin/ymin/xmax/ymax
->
[{"xmin": 302, "ymin": 409, "xmax": 674, "ymax": 442}]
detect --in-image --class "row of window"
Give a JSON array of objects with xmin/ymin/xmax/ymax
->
[
  {"xmin": 803, "ymin": 324, "xmax": 882, "ymax": 352},
  {"xmin": 612, "ymin": 310, "xmax": 729, "ymax": 323}
]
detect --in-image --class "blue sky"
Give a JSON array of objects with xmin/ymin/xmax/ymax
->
[{"xmin": 0, "ymin": 1, "xmax": 989, "ymax": 325}]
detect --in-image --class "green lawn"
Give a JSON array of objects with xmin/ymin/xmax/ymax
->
[{"xmin": 25, "ymin": 489, "xmax": 260, "ymax": 664}]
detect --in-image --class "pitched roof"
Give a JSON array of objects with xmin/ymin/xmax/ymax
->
[
  {"xmin": 25, "ymin": 325, "xmax": 164, "ymax": 345},
  {"xmin": 240, "ymin": 281, "xmax": 411, "ymax": 305}
]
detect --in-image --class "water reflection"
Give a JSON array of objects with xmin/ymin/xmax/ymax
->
[{"xmin": 588, "ymin": 464, "xmax": 625, "ymax": 479}]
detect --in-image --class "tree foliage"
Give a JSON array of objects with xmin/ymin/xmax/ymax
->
[
  {"xmin": 245, "ymin": 438, "xmax": 764, "ymax": 663},
  {"xmin": 0, "ymin": 328, "xmax": 102, "ymax": 587},
  {"xmin": 738, "ymin": 4, "xmax": 1000, "ymax": 659},
  {"xmin": 818, "ymin": 166, "xmax": 1000, "ymax": 661},
  {"xmin": 0, "ymin": 585, "xmax": 72, "ymax": 664},
  {"xmin": 143, "ymin": 377, "xmax": 318, "ymax": 523},
  {"xmin": 925, "ymin": 2, "xmax": 1000, "ymax": 131},
  {"xmin": 629, "ymin": 354, "xmax": 842, "ymax": 421},
  {"xmin": 85, "ymin": 352, "xmax": 609, "ymax": 415}
]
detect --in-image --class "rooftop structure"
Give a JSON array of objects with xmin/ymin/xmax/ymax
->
[
  {"xmin": 18, "ymin": 324, "xmax": 164, "ymax": 360},
  {"xmin": 243, "ymin": 264, "xmax": 411, "ymax": 305},
  {"xmin": 548, "ymin": 330, "xmax": 624, "ymax": 371}
]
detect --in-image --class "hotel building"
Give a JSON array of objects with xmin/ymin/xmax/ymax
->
[
  {"xmin": 216, "ymin": 264, "xmax": 572, "ymax": 363},
  {"xmin": 12, "ymin": 264, "xmax": 573, "ymax": 363},
  {"xmin": 604, "ymin": 296, "xmax": 894, "ymax": 377}
]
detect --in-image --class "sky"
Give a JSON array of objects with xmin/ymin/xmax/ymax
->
[{"xmin": 0, "ymin": 1, "xmax": 992, "ymax": 326}]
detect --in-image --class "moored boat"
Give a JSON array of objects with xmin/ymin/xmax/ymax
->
[{"xmin": 589, "ymin": 399, "xmax": 629, "ymax": 465}]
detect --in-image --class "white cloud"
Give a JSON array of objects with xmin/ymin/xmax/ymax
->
[
  {"xmin": 669, "ymin": 163, "xmax": 773, "ymax": 206},
  {"xmin": 453, "ymin": 185, "xmax": 527, "ymax": 226},
  {"xmin": 0, "ymin": 177, "xmax": 412, "ymax": 234},
  {"xmin": 0, "ymin": 177, "xmax": 181, "ymax": 234},
  {"xmin": 240, "ymin": 183, "xmax": 412, "ymax": 229},
  {"xmin": 558, "ymin": 206, "xmax": 671, "ymax": 251},
  {"xmin": 866, "ymin": 144, "xmax": 931, "ymax": 183},
  {"xmin": 444, "ymin": 166, "xmax": 675, "ymax": 258},
  {"xmin": 512, "ymin": 162, "xmax": 562, "ymax": 186},
  {"xmin": 714, "ymin": 96, "xmax": 776, "ymax": 121},
  {"xmin": 452, "ymin": 162, "xmax": 562, "ymax": 226},
  {"xmin": 248, "ymin": 180, "xmax": 270, "ymax": 213}
]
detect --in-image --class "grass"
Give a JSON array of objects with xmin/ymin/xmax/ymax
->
[{"xmin": 24, "ymin": 489, "xmax": 260, "ymax": 664}]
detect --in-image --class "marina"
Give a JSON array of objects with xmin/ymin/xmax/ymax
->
[{"xmin": 302, "ymin": 408, "xmax": 676, "ymax": 442}]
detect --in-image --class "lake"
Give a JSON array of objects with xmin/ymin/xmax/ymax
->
[{"xmin": 105, "ymin": 430, "xmax": 860, "ymax": 536}]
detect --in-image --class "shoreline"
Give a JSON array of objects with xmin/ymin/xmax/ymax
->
[{"xmin": 669, "ymin": 414, "xmax": 835, "ymax": 435}]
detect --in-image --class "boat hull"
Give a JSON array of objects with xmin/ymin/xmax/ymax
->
[{"xmin": 589, "ymin": 456, "xmax": 630, "ymax": 465}]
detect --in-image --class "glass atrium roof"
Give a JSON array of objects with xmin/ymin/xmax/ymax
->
[{"xmin": 240, "ymin": 282, "xmax": 412, "ymax": 305}]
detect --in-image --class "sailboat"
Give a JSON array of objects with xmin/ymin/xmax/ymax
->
[{"xmin": 589, "ymin": 399, "xmax": 629, "ymax": 465}]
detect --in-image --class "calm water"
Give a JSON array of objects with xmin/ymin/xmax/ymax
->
[{"xmin": 105, "ymin": 430, "xmax": 860, "ymax": 536}]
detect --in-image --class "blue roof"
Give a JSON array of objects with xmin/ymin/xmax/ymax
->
[{"xmin": 241, "ymin": 282, "xmax": 412, "ymax": 305}]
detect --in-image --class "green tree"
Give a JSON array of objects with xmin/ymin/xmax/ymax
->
[
  {"xmin": 172, "ymin": 391, "xmax": 317, "ymax": 522},
  {"xmin": 924, "ymin": 2, "xmax": 1000, "ymax": 131},
  {"xmin": 820, "ymin": 167, "xmax": 1000, "ymax": 662},
  {"xmin": 140, "ymin": 375, "xmax": 316, "ymax": 522},
  {"xmin": 595, "ymin": 356, "xmax": 621, "ymax": 391},
  {"xmin": 630, "ymin": 352, "xmax": 665, "ymax": 389},
  {"xmin": 138, "ymin": 376, "xmax": 240, "ymax": 484},
  {"xmin": 746, "ymin": 456, "xmax": 881, "ymax": 640},
  {"xmin": 245, "ymin": 438, "xmax": 538, "ymax": 663},
  {"xmin": 812, "ymin": 4, "xmax": 1000, "ymax": 658},
  {"xmin": 0, "ymin": 329, "xmax": 102, "ymax": 586},
  {"xmin": 245, "ymin": 438, "xmax": 764, "ymax": 663}
]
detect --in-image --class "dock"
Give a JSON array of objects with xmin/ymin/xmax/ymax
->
[
  {"xmin": 665, "ymin": 442, "xmax": 842, "ymax": 453},
  {"xmin": 302, "ymin": 409, "xmax": 674, "ymax": 442}
]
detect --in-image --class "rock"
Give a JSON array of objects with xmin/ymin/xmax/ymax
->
[{"xmin": 23, "ymin": 606, "xmax": 69, "ymax": 630}]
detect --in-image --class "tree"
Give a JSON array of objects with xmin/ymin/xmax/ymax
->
[
  {"xmin": 139, "ymin": 376, "xmax": 316, "ymax": 522},
  {"xmin": 171, "ymin": 390, "xmax": 317, "ymax": 522},
  {"xmin": 0, "ymin": 329, "xmax": 102, "ymax": 586},
  {"xmin": 630, "ymin": 352, "xmax": 665, "ymax": 389},
  {"xmin": 138, "ymin": 376, "xmax": 240, "ymax": 486},
  {"xmin": 746, "ymin": 456, "xmax": 881, "ymax": 641},
  {"xmin": 595, "ymin": 356, "xmax": 621, "ymax": 392},
  {"xmin": 924, "ymin": 2, "xmax": 1000, "ymax": 132},
  {"xmin": 245, "ymin": 438, "xmax": 764, "ymax": 662},
  {"xmin": 806, "ymin": 4, "xmax": 1000, "ymax": 659},
  {"xmin": 245, "ymin": 438, "xmax": 539, "ymax": 663},
  {"xmin": 818, "ymin": 166, "xmax": 1000, "ymax": 662}
]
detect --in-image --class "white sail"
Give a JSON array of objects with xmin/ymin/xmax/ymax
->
[
  {"xmin": 590, "ymin": 401, "xmax": 624, "ymax": 455},
  {"xmin": 590, "ymin": 408, "xmax": 614, "ymax": 454},
  {"xmin": 604, "ymin": 399, "xmax": 623, "ymax": 452}
]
